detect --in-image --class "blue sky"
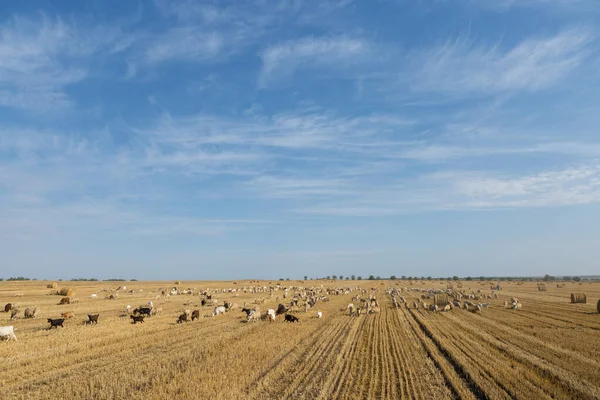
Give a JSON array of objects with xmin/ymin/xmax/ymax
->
[{"xmin": 1, "ymin": 0, "xmax": 600, "ymax": 280}]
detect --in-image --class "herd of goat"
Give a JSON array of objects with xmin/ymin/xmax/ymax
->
[{"xmin": 0, "ymin": 282, "xmax": 534, "ymax": 342}]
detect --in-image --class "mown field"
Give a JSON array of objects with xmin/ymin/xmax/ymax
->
[{"xmin": 1, "ymin": 279, "xmax": 599, "ymax": 400}]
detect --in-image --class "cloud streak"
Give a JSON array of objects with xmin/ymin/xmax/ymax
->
[{"xmin": 405, "ymin": 28, "xmax": 594, "ymax": 95}]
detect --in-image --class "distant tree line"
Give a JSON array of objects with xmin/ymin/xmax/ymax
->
[{"xmin": 5, "ymin": 277, "xmax": 36, "ymax": 281}]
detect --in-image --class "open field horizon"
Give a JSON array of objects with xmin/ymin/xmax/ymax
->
[{"xmin": 1, "ymin": 279, "xmax": 599, "ymax": 399}]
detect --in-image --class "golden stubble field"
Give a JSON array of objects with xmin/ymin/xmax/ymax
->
[{"xmin": 1, "ymin": 279, "xmax": 599, "ymax": 400}]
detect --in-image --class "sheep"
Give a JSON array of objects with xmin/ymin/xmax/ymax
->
[
  {"xmin": 126, "ymin": 305, "xmax": 132, "ymax": 314},
  {"xmin": 10, "ymin": 309, "xmax": 19, "ymax": 320},
  {"xmin": 153, "ymin": 307, "xmax": 163, "ymax": 315},
  {"xmin": 267, "ymin": 309, "xmax": 276, "ymax": 322},
  {"xmin": 317, "ymin": 311, "xmax": 323, "ymax": 319}
]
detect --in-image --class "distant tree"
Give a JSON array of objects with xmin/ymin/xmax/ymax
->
[
  {"xmin": 407, "ymin": 276, "xmax": 413, "ymax": 281},
  {"xmin": 326, "ymin": 276, "xmax": 331, "ymax": 280},
  {"xmin": 357, "ymin": 276, "xmax": 362, "ymax": 280},
  {"xmin": 279, "ymin": 278, "xmax": 284, "ymax": 281},
  {"xmin": 390, "ymin": 275, "xmax": 397, "ymax": 280},
  {"xmin": 453, "ymin": 276, "xmax": 459, "ymax": 281},
  {"xmin": 332, "ymin": 275, "xmax": 338, "ymax": 280},
  {"xmin": 7, "ymin": 277, "xmax": 32, "ymax": 281},
  {"xmin": 368, "ymin": 275, "xmax": 375, "ymax": 280},
  {"xmin": 339, "ymin": 275, "xmax": 344, "ymax": 280},
  {"xmin": 376, "ymin": 276, "xmax": 381, "ymax": 280},
  {"xmin": 351, "ymin": 275, "xmax": 356, "ymax": 280},
  {"xmin": 0, "ymin": 278, "xmax": 3, "ymax": 281},
  {"xmin": 465, "ymin": 276, "xmax": 472, "ymax": 281},
  {"xmin": 286, "ymin": 278, "xmax": 290, "ymax": 281},
  {"xmin": 345, "ymin": 277, "xmax": 349, "ymax": 280},
  {"xmin": 543, "ymin": 274, "xmax": 555, "ymax": 282},
  {"xmin": 401, "ymin": 275, "xmax": 407, "ymax": 280},
  {"xmin": 130, "ymin": 279, "xmax": 137, "ymax": 281},
  {"xmin": 304, "ymin": 275, "xmax": 308, "ymax": 281},
  {"xmin": 573, "ymin": 276, "xmax": 581, "ymax": 282},
  {"xmin": 562, "ymin": 276, "xmax": 571, "ymax": 281},
  {"xmin": 427, "ymin": 276, "xmax": 432, "ymax": 280}
]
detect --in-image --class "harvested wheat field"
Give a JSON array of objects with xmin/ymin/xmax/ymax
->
[{"xmin": 1, "ymin": 280, "xmax": 599, "ymax": 400}]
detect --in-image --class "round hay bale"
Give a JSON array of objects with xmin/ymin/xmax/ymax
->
[
  {"xmin": 47, "ymin": 282, "xmax": 58, "ymax": 289},
  {"xmin": 58, "ymin": 288, "xmax": 76, "ymax": 297},
  {"xmin": 570, "ymin": 293, "xmax": 587, "ymax": 304},
  {"xmin": 175, "ymin": 281, "xmax": 181, "ymax": 285}
]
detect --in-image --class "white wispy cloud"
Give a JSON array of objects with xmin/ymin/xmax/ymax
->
[
  {"xmin": 259, "ymin": 36, "xmax": 369, "ymax": 87},
  {"xmin": 405, "ymin": 28, "xmax": 595, "ymax": 95},
  {"xmin": 0, "ymin": 14, "xmax": 136, "ymax": 112}
]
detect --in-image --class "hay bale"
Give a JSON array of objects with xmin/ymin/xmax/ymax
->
[
  {"xmin": 537, "ymin": 284, "xmax": 547, "ymax": 292},
  {"xmin": 58, "ymin": 288, "xmax": 76, "ymax": 297},
  {"xmin": 446, "ymin": 283, "xmax": 454, "ymax": 290},
  {"xmin": 570, "ymin": 293, "xmax": 587, "ymax": 304},
  {"xmin": 597, "ymin": 299, "xmax": 600, "ymax": 314},
  {"xmin": 175, "ymin": 281, "xmax": 181, "ymax": 285},
  {"xmin": 433, "ymin": 294, "xmax": 449, "ymax": 307},
  {"xmin": 47, "ymin": 282, "xmax": 58, "ymax": 289},
  {"xmin": 457, "ymin": 283, "xmax": 463, "ymax": 288}
]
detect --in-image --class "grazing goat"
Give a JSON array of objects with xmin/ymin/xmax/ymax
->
[
  {"xmin": 0, "ymin": 325, "xmax": 17, "ymax": 341},
  {"xmin": 47, "ymin": 318, "xmax": 65, "ymax": 329},
  {"xmin": 134, "ymin": 307, "xmax": 152, "ymax": 317},
  {"xmin": 61, "ymin": 312, "xmax": 75, "ymax": 320},
  {"xmin": 24, "ymin": 307, "xmax": 40, "ymax": 319},
  {"xmin": 4, "ymin": 303, "xmax": 13, "ymax": 313},
  {"xmin": 177, "ymin": 313, "xmax": 188, "ymax": 323},
  {"xmin": 191, "ymin": 310, "xmax": 200, "ymax": 321},
  {"xmin": 87, "ymin": 314, "xmax": 99, "ymax": 324},
  {"xmin": 284, "ymin": 314, "xmax": 299, "ymax": 323},
  {"xmin": 347, "ymin": 303, "xmax": 355, "ymax": 316},
  {"xmin": 276, "ymin": 304, "xmax": 288, "ymax": 315},
  {"xmin": 130, "ymin": 315, "xmax": 145, "ymax": 324},
  {"xmin": 212, "ymin": 306, "xmax": 226, "ymax": 317},
  {"xmin": 247, "ymin": 309, "xmax": 261, "ymax": 322}
]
